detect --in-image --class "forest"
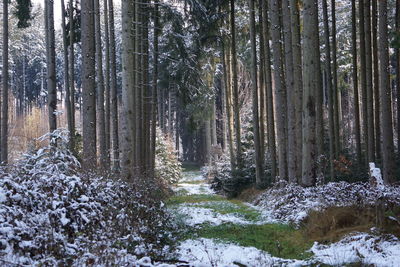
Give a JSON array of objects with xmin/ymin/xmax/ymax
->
[{"xmin": 1, "ymin": 0, "xmax": 400, "ymax": 266}]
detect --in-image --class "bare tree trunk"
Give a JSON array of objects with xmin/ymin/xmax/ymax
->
[
  {"xmin": 258, "ymin": 1, "xmax": 266, "ymax": 158},
  {"xmin": 397, "ymin": 0, "xmax": 400, "ymax": 156},
  {"xmin": 372, "ymin": 0, "xmax": 381, "ymax": 161},
  {"xmin": 301, "ymin": 0, "xmax": 320, "ymax": 187},
  {"xmin": 81, "ymin": 0, "xmax": 97, "ymax": 169},
  {"xmin": 365, "ymin": 0, "xmax": 375, "ymax": 163},
  {"xmin": 94, "ymin": 0, "xmax": 108, "ymax": 169},
  {"xmin": 222, "ymin": 42, "xmax": 235, "ymax": 167},
  {"xmin": 261, "ymin": 0, "xmax": 277, "ymax": 182},
  {"xmin": 230, "ymin": 0, "xmax": 242, "ymax": 166},
  {"xmin": 282, "ymin": 0, "xmax": 296, "ymax": 183},
  {"xmin": 331, "ymin": 0, "xmax": 340, "ymax": 157},
  {"xmin": 61, "ymin": 0, "xmax": 73, "ymax": 150},
  {"xmin": 322, "ymin": 0, "xmax": 335, "ymax": 181},
  {"xmin": 104, "ymin": 0, "xmax": 111, "ymax": 162},
  {"xmin": 69, "ymin": 0, "xmax": 76, "ymax": 151},
  {"xmin": 45, "ymin": 0, "xmax": 57, "ymax": 134},
  {"xmin": 352, "ymin": 0, "xmax": 362, "ymax": 165},
  {"xmin": 108, "ymin": 0, "xmax": 120, "ymax": 171},
  {"xmin": 121, "ymin": 0, "xmax": 135, "ymax": 178},
  {"xmin": 378, "ymin": 0, "xmax": 395, "ymax": 184},
  {"xmin": 1, "ymin": 0, "xmax": 8, "ymax": 163},
  {"xmin": 249, "ymin": 0, "xmax": 264, "ymax": 186},
  {"xmin": 151, "ymin": 0, "xmax": 160, "ymax": 174},
  {"xmin": 359, "ymin": 0, "xmax": 368, "ymax": 167},
  {"xmin": 290, "ymin": 0, "xmax": 303, "ymax": 179},
  {"xmin": 269, "ymin": 0, "xmax": 288, "ymax": 181}
]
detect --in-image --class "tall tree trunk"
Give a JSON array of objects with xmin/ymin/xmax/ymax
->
[
  {"xmin": 397, "ymin": 0, "xmax": 400, "ymax": 156},
  {"xmin": 258, "ymin": 1, "xmax": 266, "ymax": 158},
  {"xmin": 359, "ymin": 0, "xmax": 368, "ymax": 167},
  {"xmin": 261, "ymin": 0, "xmax": 277, "ymax": 182},
  {"xmin": 81, "ymin": 0, "xmax": 97, "ymax": 169},
  {"xmin": 104, "ymin": 0, "xmax": 111, "ymax": 161},
  {"xmin": 290, "ymin": 0, "xmax": 303, "ymax": 179},
  {"xmin": 109, "ymin": 0, "xmax": 120, "ymax": 171},
  {"xmin": 301, "ymin": 0, "xmax": 320, "ymax": 186},
  {"xmin": 249, "ymin": 0, "xmax": 263, "ymax": 186},
  {"xmin": 222, "ymin": 41, "xmax": 235, "ymax": 167},
  {"xmin": 269, "ymin": 0, "xmax": 288, "ymax": 181},
  {"xmin": 61, "ymin": 0, "xmax": 73, "ymax": 150},
  {"xmin": 1, "ymin": 0, "xmax": 8, "ymax": 163},
  {"xmin": 282, "ymin": 0, "xmax": 296, "ymax": 183},
  {"xmin": 365, "ymin": 0, "xmax": 375, "ymax": 163},
  {"xmin": 230, "ymin": 0, "xmax": 242, "ymax": 166},
  {"xmin": 151, "ymin": 0, "xmax": 160, "ymax": 174},
  {"xmin": 372, "ymin": 0, "xmax": 381, "ymax": 162},
  {"xmin": 331, "ymin": 0, "xmax": 340, "ymax": 157},
  {"xmin": 121, "ymin": 0, "xmax": 135, "ymax": 178},
  {"xmin": 45, "ymin": 0, "xmax": 57, "ymax": 134},
  {"xmin": 69, "ymin": 0, "xmax": 76, "ymax": 151},
  {"xmin": 322, "ymin": 0, "xmax": 335, "ymax": 181},
  {"xmin": 352, "ymin": 0, "xmax": 362, "ymax": 165},
  {"xmin": 378, "ymin": 0, "xmax": 395, "ymax": 184},
  {"xmin": 94, "ymin": 0, "xmax": 108, "ymax": 169}
]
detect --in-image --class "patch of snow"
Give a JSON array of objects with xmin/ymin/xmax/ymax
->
[
  {"xmin": 369, "ymin": 162, "xmax": 384, "ymax": 190},
  {"xmin": 174, "ymin": 206, "xmax": 251, "ymax": 226},
  {"xmin": 178, "ymin": 238, "xmax": 306, "ymax": 267},
  {"xmin": 312, "ymin": 233, "xmax": 400, "ymax": 267}
]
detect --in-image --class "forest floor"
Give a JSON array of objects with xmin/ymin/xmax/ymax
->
[{"xmin": 167, "ymin": 168, "xmax": 400, "ymax": 266}]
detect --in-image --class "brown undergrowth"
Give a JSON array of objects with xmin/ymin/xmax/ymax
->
[{"xmin": 303, "ymin": 205, "xmax": 400, "ymax": 244}]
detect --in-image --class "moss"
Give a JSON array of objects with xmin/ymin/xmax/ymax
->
[
  {"xmin": 197, "ymin": 201, "xmax": 261, "ymax": 222},
  {"xmin": 188, "ymin": 223, "xmax": 313, "ymax": 260}
]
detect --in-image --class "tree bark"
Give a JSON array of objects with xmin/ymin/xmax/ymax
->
[
  {"xmin": 372, "ymin": 0, "xmax": 381, "ymax": 161},
  {"xmin": 290, "ymin": 0, "xmax": 303, "ymax": 179},
  {"xmin": 1, "ymin": 0, "xmax": 8, "ymax": 163},
  {"xmin": 249, "ymin": 0, "xmax": 264, "ymax": 186},
  {"xmin": 69, "ymin": 0, "xmax": 76, "ymax": 151},
  {"xmin": 108, "ymin": 0, "xmax": 120, "ymax": 171},
  {"xmin": 322, "ymin": 0, "xmax": 335, "ymax": 181},
  {"xmin": 359, "ymin": 0, "xmax": 368, "ymax": 168},
  {"xmin": 331, "ymin": 0, "xmax": 340, "ymax": 157},
  {"xmin": 104, "ymin": 0, "xmax": 111, "ymax": 162},
  {"xmin": 61, "ymin": 0, "xmax": 73, "ymax": 150},
  {"xmin": 230, "ymin": 0, "xmax": 242, "ymax": 166},
  {"xmin": 269, "ymin": 0, "xmax": 288, "ymax": 181},
  {"xmin": 282, "ymin": 0, "xmax": 296, "ymax": 183},
  {"xmin": 45, "ymin": 0, "xmax": 57, "ymax": 134},
  {"xmin": 94, "ymin": 0, "xmax": 108, "ymax": 169},
  {"xmin": 365, "ymin": 0, "xmax": 375, "ymax": 163},
  {"xmin": 261, "ymin": 0, "xmax": 277, "ymax": 182},
  {"xmin": 352, "ymin": 0, "xmax": 362, "ymax": 165},
  {"xmin": 81, "ymin": 0, "xmax": 97, "ymax": 169},
  {"xmin": 378, "ymin": 0, "xmax": 395, "ymax": 184},
  {"xmin": 301, "ymin": 0, "xmax": 320, "ymax": 186}
]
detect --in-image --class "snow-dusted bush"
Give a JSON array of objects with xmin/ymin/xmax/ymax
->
[
  {"xmin": 155, "ymin": 129, "xmax": 182, "ymax": 184},
  {"xmin": 253, "ymin": 181, "xmax": 400, "ymax": 225},
  {"xmin": 0, "ymin": 130, "xmax": 176, "ymax": 265}
]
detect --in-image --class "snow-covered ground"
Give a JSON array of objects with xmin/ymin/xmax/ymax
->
[{"xmin": 172, "ymin": 171, "xmax": 400, "ymax": 267}]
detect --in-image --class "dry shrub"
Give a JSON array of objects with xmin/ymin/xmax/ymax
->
[
  {"xmin": 237, "ymin": 186, "xmax": 264, "ymax": 202},
  {"xmin": 304, "ymin": 205, "xmax": 400, "ymax": 243}
]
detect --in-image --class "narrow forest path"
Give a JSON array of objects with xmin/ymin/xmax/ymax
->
[{"xmin": 167, "ymin": 168, "xmax": 311, "ymax": 266}]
